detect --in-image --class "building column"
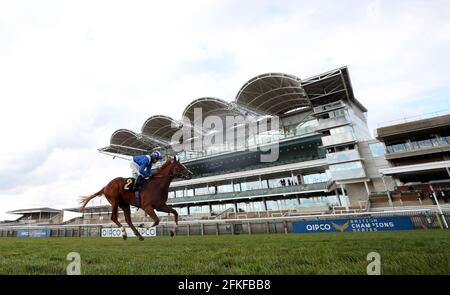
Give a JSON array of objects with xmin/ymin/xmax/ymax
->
[
  {"xmin": 263, "ymin": 199, "xmax": 268, "ymax": 211},
  {"xmin": 364, "ymin": 181, "xmax": 370, "ymax": 195},
  {"xmin": 446, "ymin": 167, "xmax": 450, "ymax": 177},
  {"xmin": 187, "ymin": 205, "xmax": 190, "ymax": 215},
  {"xmin": 335, "ymin": 189, "xmax": 342, "ymax": 206},
  {"xmin": 231, "ymin": 180, "xmax": 234, "ymax": 192},
  {"xmin": 209, "ymin": 203, "xmax": 213, "ymax": 214},
  {"xmin": 291, "ymin": 171, "xmax": 296, "ymax": 185},
  {"xmin": 234, "ymin": 200, "xmax": 238, "ymax": 213},
  {"xmin": 340, "ymin": 184, "xmax": 349, "ymax": 212},
  {"xmin": 381, "ymin": 175, "xmax": 394, "ymax": 208}
]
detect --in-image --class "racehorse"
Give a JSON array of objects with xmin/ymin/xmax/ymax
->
[{"xmin": 79, "ymin": 156, "xmax": 192, "ymax": 240}]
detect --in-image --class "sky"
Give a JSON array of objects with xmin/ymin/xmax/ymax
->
[{"xmin": 1, "ymin": 0, "xmax": 450, "ymax": 220}]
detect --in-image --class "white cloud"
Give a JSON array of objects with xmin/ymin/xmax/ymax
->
[{"xmin": 1, "ymin": 0, "xmax": 450, "ymax": 219}]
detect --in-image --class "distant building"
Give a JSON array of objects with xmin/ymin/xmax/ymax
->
[
  {"xmin": 375, "ymin": 113, "xmax": 450, "ymax": 207},
  {"xmin": 6, "ymin": 207, "xmax": 61, "ymax": 225}
]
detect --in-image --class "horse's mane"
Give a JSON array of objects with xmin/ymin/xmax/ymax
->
[{"xmin": 155, "ymin": 158, "xmax": 174, "ymax": 173}]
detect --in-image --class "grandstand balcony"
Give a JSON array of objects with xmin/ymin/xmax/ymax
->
[
  {"xmin": 167, "ymin": 182, "xmax": 328, "ymax": 205},
  {"xmin": 329, "ymin": 160, "xmax": 367, "ymax": 181},
  {"xmin": 384, "ymin": 136, "xmax": 450, "ymax": 160},
  {"xmin": 326, "ymin": 149, "xmax": 361, "ymax": 164},
  {"xmin": 316, "ymin": 115, "xmax": 350, "ymax": 131},
  {"xmin": 177, "ymin": 135, "xmax": 326, "ymax": 180},
  {"xmin": 321, "ymin": 131, "xmax": 356, "ymax": 148},
  {"xmin": 313, "ymin": 100, "xmax": 346, "ymax": 115}
]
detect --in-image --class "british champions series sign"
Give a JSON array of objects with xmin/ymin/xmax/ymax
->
[{"xmin": 292, "ymin": 216, "xmax": 414, "ymax": 233}]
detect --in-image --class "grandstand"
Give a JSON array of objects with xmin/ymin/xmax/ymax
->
[{"xmin": 97, "ymin": 66, "xmax": 404, "ymax": 219}]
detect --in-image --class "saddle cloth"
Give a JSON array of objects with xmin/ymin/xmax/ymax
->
[{"xmin": 123, "ymin": 178, "xmax": 141, "ymax": 208}]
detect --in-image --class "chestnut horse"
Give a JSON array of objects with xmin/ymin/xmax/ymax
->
[{"xmin": 79, "ymin": 156, "xmax": 192, "ymax": 240}]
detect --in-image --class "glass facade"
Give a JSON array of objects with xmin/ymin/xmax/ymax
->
[
  {"xmin": 240, "ymin": 180, "xmax": 263, "ymax": 191},
  {"xmin": 298, "ymin": 196, "xmax": 340, "ymax": 208},
  {"xmin": 189, "ymin": 204, "xmax": 209, "ymax": 214},
  {"xmin": 441, "ymin": 135, "xmax": 450, "ymax": 144},
  {"xmin": 217, "ymin": 184, "xmax": 234, "ymax": 193},
  {"xmin": 329, "ymin": 161, "xmax": 363, "ymax": 171},
  {"xmin": 385, "ymin": 134, "xmax": 450, "ymax": 154},
  {"xmin": 284, "ymin": 119, "xmax": 319, "ymax": 137},
  {"xmin": 303, "ymin": 172, "xmax": 329, "ymax": 184},
  {"xmin": 369, "ymin": 142, "xmax": 385, "ymax": 157},
  {"xmin": 329, "ymin": 125, "xmax": 353, "ymax": 135},
  {"xmin": 211, "ymin": 203, "xmax": 234, "ymax": 214},
  {"xmin": 237, "ymin": 201, "xmax": 265, "ymax": 212}
]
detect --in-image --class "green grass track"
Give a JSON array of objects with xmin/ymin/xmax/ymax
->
[{"xmin": 0, "ymin": 230, "xmax": 449, "ymax": 274}]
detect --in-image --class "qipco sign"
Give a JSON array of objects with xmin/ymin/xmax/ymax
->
[{"xmin": 101, "ymin": 227, "xmax": 157, "ymax": 237}]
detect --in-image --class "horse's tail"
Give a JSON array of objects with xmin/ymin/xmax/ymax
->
[{"xmin": 78, "ymin": 187, "xmax": 104, "ymax": 212}]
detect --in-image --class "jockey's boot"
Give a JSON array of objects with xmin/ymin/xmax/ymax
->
[{"xmin": 133, "ymin": 175, "xmax": 145, "ymax": 191}]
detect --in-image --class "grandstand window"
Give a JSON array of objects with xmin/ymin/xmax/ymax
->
[
  {"xmin": 441, "ymin": 135, "xmax": 450, "ymax": 144},
  {"xmin": 328, "ymin": 109, "xmax": 346, "ymax": 118},
  {"xmin": 211, "ymin": 203, "xmax": 234, "ymax": 214},
  {"xmin": 234, "ymin": 183, "xmax": 241, "ymax": 192},
  {"xmin": 284, "ymin": 119, "xmax": 318, "ymax": 138},
  {"xmin": 175, "ymin": 190, "xmax": 184, "ymax": 198},
  {"xmin": 218, "ymin": 184, "xmax": 234, "ymax": 193},
  {"xmin": 189, "ymin": 205, "xmax": 210, "ymax": 214},
  {"xmin": 303, "ymin": 172, "xmax": 329, "ymax": 184},
  {"xmin": 266, "ymin": 200, "xmax": 279, "ymax": 210},
  {"xmin": 195, "ymin": 187, "xmax": 210, "ymax": 196},
  {"xmin": 241, "ymin": 180, "xmax": 262, "ymax": 191},
  {"xmin": 168, "ymin": 191, "xmax": 175, "ymax": 199},
  {"xmin": 185, "ymin": 189, "xmax": 194, "ymax": 197},
  {"xmin": 237, "ymin": 201, "xmax": 265, "ymax": 212},
  {"xmin": 386, "ymin": 142, "xmax": 408, "ymax": 153},
  {"xmin": 281, "ymin": 198, "xmax": 300, "ymax": 210},
  {"xmin": 298, "ymin": 196, "xmax": 335, "ymax": 207},
  {"xmin": 369, "ymin": 142, "xmax": 385, "ymax": 157},
  {"xmin": 178, "ymin": 206, "xmax": 188, "ymax": 216},
  {"xmin": 410, "ymin": 136, "xmax": 438, "ymax": 149},
  {"xmin": 268, "ymin": 178, "xmax": 283, "ymax": 188}
]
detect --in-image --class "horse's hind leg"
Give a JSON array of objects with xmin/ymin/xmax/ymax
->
[
  {"xmin": 158, "ymin": 204, "xmax": 178, "ymax": 237},
  {"xmin": 121, "ymin": 204, "xmax": 144, "ymax": 241},
  {"xmin": 144, "ymin": 207, "xmax": 160, "ymax": 228},
  {"xmin": 110, "ymin": 200, "xmax": 127, "ymax": 240}
]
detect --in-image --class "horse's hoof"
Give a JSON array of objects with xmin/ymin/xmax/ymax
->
[
  {"xmin": 138, "ymin": 223, "xmax": 145, "ymax": 228},
  {"xmin": 122, "ymin": 235, "xmax": 127, "ymax": 240},
  {"xmin": 170, "ymin": 230, "xmax": 175, "ymax": 237},
  {"xmin": 138, "ymin": 236, "xmax": 144, "ymax": 241}
]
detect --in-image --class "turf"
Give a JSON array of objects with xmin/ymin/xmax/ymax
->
[{"xmin": 0, "ymin": 230, "xmax": 449, "ymax": 275}]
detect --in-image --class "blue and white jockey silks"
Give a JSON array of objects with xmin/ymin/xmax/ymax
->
[{"xmin": 130, "ymin": 155, "xmax": 153, "ymax": 178}]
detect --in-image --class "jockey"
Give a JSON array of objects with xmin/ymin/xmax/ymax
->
[{"xmin": 130, "ymin": 151, "xmax": 162, "ymax": 191}]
